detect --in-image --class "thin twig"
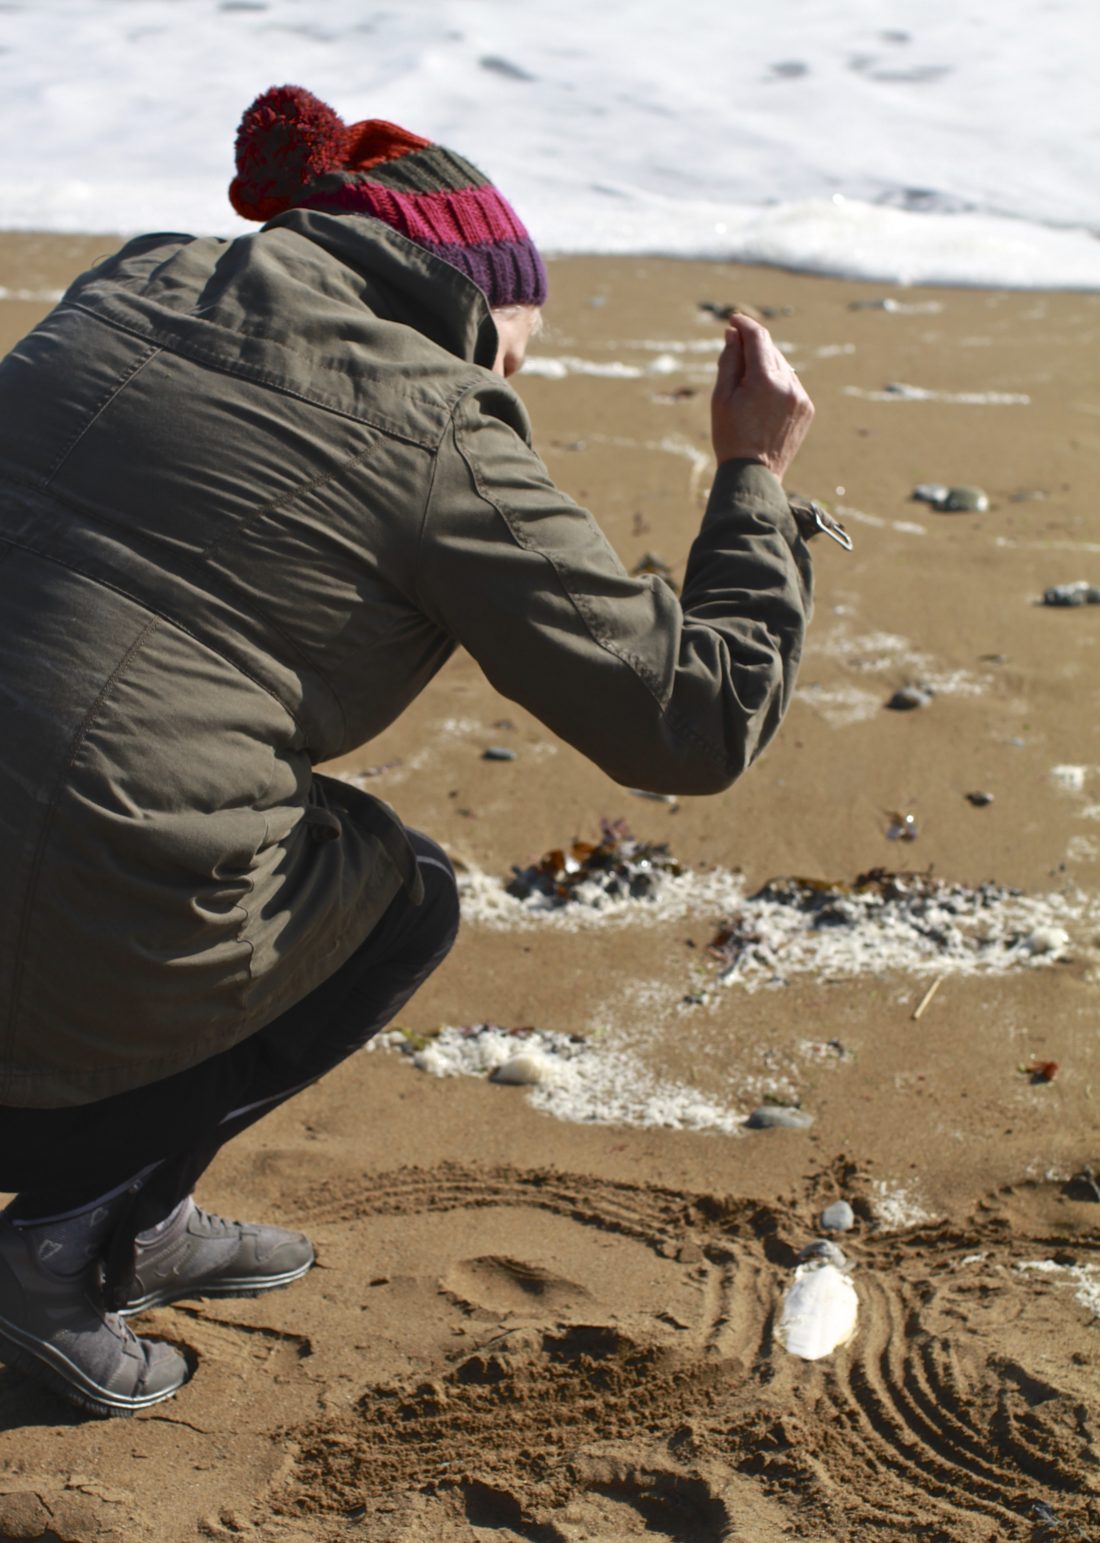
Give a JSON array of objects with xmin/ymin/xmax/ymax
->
[{"xmin": 911, "ymin": 975, "xmax": 945, "ymax": 1022}]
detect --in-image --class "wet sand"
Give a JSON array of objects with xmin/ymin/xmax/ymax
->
[{"xmin": 1, "ymin": 235, "xmax": 1098, "ymax": 1542}]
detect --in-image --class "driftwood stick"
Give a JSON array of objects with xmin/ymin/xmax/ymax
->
[{"xmin": 911, "ymin": 975, "xmax": 945, "ymax": 1022}]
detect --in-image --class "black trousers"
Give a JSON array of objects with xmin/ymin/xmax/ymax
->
[{"xmin": 0, "ymin": 830, "xmax": 459, "ymax": 1251}]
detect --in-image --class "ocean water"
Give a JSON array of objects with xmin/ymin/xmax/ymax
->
[{"xmin": 1, "ymin": 1, "xmax": 1097, "ymax": 284}]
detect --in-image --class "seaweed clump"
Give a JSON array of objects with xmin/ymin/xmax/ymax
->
[{"xmin": 506, "ymin": 818, "xmax": 682, "ymax": 909}]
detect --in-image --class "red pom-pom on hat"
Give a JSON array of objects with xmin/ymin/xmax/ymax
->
[{"xmin": 230, "ymin": 85, "xmax": 349, "ymax": 221}]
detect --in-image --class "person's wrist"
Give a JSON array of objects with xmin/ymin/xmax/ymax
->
[{"xmin": 714, "ymin": 449, "xmax": 784, "ymax": 482}]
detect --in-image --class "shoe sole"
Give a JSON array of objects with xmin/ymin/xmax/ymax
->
[
  {"xmin": 120, "ymin": 1254, "xmax": 315, "ymax": 1316},
  {"xmin": 0, "ymin": 1311, "xmax": 191, "ymax": 1419}
]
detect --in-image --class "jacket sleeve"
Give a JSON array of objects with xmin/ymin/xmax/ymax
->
[{"xmin": 414, "ymin": 379, "xmax": 813, "ymax": 796}]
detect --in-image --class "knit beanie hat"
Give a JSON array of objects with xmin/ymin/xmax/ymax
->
[{"xmin": 229, "ymin": 84, "xmax": 547, "ymax": 310}]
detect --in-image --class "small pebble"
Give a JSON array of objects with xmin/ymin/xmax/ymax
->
[
  {"xmin": 798, "ymin": 1239, "xmax": 847, "ymax": 1267},
  {"xmin": 1042, "ymin": 581, "xmax": 1100, "ymax": 607},
  {"xmin": 886, "ymin": 685, "xmax": 933, "ymax": 711},
  {"xmin": 482, "ymin": 746, "xmax": 517, "ymax": 762},
  {"xmin": 912, "ymin": 482, "xmax": 950, "ymax": 506},
  {"xmin": 941, "ymin": 485, "xmax": 989, "ymax": 513},
  {"xmin": 746, "ymin": 1105, "xmax": 814, "ymax": 1131},
  {"xmin": 491, "ymin": 1052, "xmax": 551, "ymax": 1086},
  {"xmin": 1024, "ymin": 925, "xmax": 1069, "ymax": 957},
  {"xmin": 886, "ymin": 811, "xmax": 919, "ymax": 841},
  {"xmin": 820, "ymin": 1200, "xmax": 855, "ymax": 1233},
  {"xmin": 965, "ymin": 790, "xmax": 994, "ymax": 807}
]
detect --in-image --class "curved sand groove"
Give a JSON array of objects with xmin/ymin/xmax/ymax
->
[{"xmin": 265, "ymin": 1165, "xmax": 1100, "ymax": 1541}]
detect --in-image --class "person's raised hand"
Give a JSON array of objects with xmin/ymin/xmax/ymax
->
[{"xmin": 710, "ymin": 314, "xmax": 814, "ymax": 483}]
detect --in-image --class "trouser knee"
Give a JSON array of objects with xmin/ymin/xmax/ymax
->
[{"xmin": 405, "ymin": 829, "xmax": 461, "ymax": 964}]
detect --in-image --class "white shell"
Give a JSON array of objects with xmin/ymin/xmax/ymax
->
[
  {"xmin": 1025, "ymin": 925, "xmax": 1069, "ymax": 957},
  {"xmin": 491, "ymin": 1052, "xmax": 552, "ymax": 1086},
  {"xmin": 776, "ymin": 1262, "xmax": 858, "ymax": 1360}
]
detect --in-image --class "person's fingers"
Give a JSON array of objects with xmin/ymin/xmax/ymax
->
[
  {"xmin": 729, "ymin": 313, "xmax": 783, "ymax": 380},
  {"xmin": 713, "ymin": 325, "xmax": 745, "ymax": 395}
]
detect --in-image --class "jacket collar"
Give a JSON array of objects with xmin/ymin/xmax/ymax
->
[{"xmin": 264, "ymin": 208, "xmax": 500, "ymax": 371}]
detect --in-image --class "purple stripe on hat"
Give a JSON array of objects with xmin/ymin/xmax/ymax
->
[{"xmin": 428, "ymin": 239, "xmax": 548, "ymax": 308}]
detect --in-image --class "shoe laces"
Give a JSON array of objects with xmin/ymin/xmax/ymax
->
[{"xmin": 190, "ymin": 1206, "xmax": 242, "ymax": 1239}]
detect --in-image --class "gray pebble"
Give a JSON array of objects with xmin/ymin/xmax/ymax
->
[
  {"xmin": 1042, "ymin": 581, "xmax": 1100, "ymax": 607},
  {"xmin": 965, "ymin": 790, "xmax": 994, "ymax": 807},
  {"xmin": 820, "ymin": 1200, "xmax": 855, "ymax": 1232},
  {"xmin": 798, "ymin": 1238, "xmax": 848, "ymax": 1267},
  {"xmin": 746, "ymin": 1105, "xmax": 814, "ymax": 1131},
  {"xmin": 941, "ymin": 485, "xmax": 989, "ymax": 513},
  {"xmin": 482, "ymin": 746, "xmax": 517, "ymax": 761},
  {"xmin": 886, "ymin": 685, "xmax": 933, "ymax": 711}
]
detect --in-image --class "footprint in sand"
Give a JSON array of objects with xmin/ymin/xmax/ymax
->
[{"xmin": 441, "ymin": 1254, "xmax": 592, "ymax": 1315}]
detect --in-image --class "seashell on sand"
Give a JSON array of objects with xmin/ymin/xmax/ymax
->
[
  {"xmin": 1024, "ymin": 925, "xmax": 1069, "ymax": 957},
  {"xmin": 491, "ymin": 1051, "xmax": 553, "ymax": 1085},
  {"xmin": 776, "ymin": 1261, "xmax": 859, "ymax": 1360}
]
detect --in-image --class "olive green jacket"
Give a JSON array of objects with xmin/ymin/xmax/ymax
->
[{"xmin": 0, "ymin": 211, "xmax": 812, "ymax": 1107}]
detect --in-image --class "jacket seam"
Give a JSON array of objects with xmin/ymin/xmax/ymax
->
[
  {"xmin": 413, "ymin": 423, "xmax": 446, "ymax": 604},
  {"xmin": 1, "ymin": 616, "xmax": 163, "ymax": 1087},
  {"xmin": 0, "ymin": 534, "xmax": 312, "ymax": 739},
  {"xmin": 199, "ymin": 436, "xmax": 383, "ymax": 559},
  {"xmin": 0, "ymin": 498, "xmax": 347, "ymax": 747},
  {"xmin": 447, "ymin": 398, "xmax": 671, "ymax": 711},
  {"xmin": 66, "ymin": 301, "xmax": 442, "ymax": 449},
  {"xmin": 43, "ymin": 344, "xmax": 162, "ymax": 487}
]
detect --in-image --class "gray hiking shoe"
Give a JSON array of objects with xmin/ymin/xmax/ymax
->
[
  {"xmin": 0, "ymin": 1219, "xmax": 191, "ymax": 1418},
  {"xmin": 120, "ymin": 1200, "xmax": 314, "ymax": 1315}
]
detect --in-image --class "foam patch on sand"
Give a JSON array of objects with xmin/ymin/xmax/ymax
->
[
  {"xmin": 0, "ymin": 286, "xmax": 65, "ymax": 302},
  {"xmin": 458, "ymin": 862, "xmax": 1093, "ymax": 988},
  {"xmin": 1016, "ymin": 1260, "xmax": 1100, "ymax": 1317},
  {"xmin": 812, "ymin": 620, "xmax": 989, "ymax": 692},
  {"xmin": 870, "ymin": 1179, "xmax": 937, "ymax": 1231},
  {"xmin": 797, "ymin": 619, "xmax": 989, "ymax": 723},
  {"xmin": 459, "ymin": 863, "xmax": 745, "ymax": 929},
  {"xmin": 843, "ymin": 384, "xmax": 1032, "ymax": 405},
  {"xmin": 1051, "ymin": 764, "xmax": 1092, "ymax": 795},
  {"xmin": 370, "ymin": 1024, "xmax": 745, "ymax": 1134}
]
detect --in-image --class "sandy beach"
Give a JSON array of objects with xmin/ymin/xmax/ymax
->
[{"xmin": 1, "ymin": 234, "xmax": 1098, "ymax": 1542}]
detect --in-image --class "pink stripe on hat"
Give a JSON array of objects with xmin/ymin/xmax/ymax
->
[{"xmin": 359, "ymin": 184, "xmax": 530, "ymax": 247}]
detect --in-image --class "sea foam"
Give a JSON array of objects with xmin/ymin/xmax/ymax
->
[{"xmin": 1, "ymin": 0, "xmax": 1098, "ymax": 288}]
